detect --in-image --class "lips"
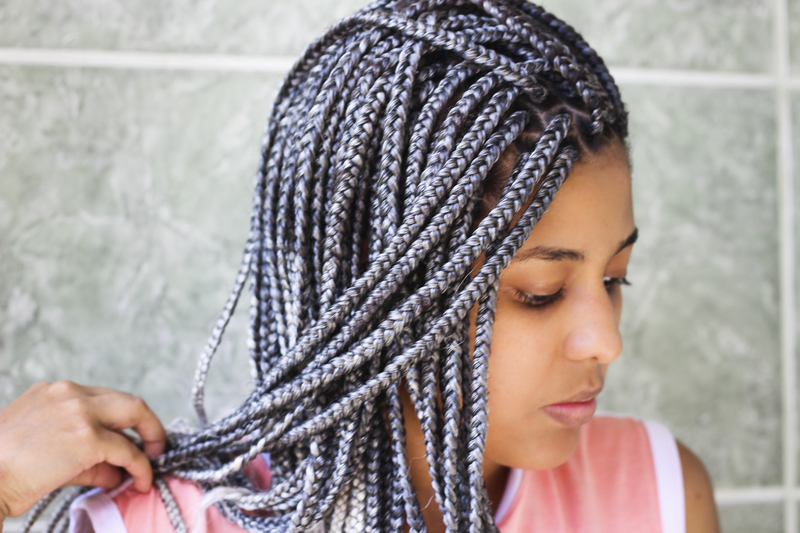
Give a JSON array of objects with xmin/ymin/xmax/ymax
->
[{"xmin": 541, "ymin": 388, "xmax": 601, "ymax": 427}]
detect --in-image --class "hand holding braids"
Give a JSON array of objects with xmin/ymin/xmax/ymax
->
[{"xmin": 21, "ymin": 1, "xmax": 627, "ymax": 532}]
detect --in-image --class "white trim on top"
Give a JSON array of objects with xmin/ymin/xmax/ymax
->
[{"xmin": 643, "ymin": 419, "xmax": 685, "ymax": 533}]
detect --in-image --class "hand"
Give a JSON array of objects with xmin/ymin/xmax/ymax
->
[{"xmin": 0, "ymin": 381, "xmax": 166, "ymax": 522}]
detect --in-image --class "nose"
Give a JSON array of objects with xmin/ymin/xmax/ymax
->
[{"xmin": 561, "ymin": 286, "xmax": 623, "ymax": 365}]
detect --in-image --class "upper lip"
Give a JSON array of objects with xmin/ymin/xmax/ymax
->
[{"xmin": 550, "ymin": 386, "xmax": 603, "ymax": 405}]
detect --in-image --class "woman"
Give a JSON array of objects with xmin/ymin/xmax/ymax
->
[{"xmin": 0, "ymin": 0, "xmax": 718, "ymax": 531}]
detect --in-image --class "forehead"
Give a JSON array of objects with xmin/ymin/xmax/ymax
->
[{"xmin": 514, "ymin": 143, "xmax": 634, "ymax": 259}]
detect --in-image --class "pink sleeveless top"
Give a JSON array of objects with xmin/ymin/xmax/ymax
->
[{"xmin": 68, "ymin": 415, "xmax": 685, "ymax": 533}]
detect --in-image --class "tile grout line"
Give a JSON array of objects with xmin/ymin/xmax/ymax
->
[
  {"xmin": 775, "ymin": 0, "xmax": 798, "ymax": 530},
  {"xmin": 0, "ymin": 48, "xmax": 297, "ymax": 72},
  {"xmin": 716, "ymin": 486, "xmax": 793, "ymax": 506},
  {"xmin": 2, "ymin": 47, "xmax": 800, "ymax": 89}
]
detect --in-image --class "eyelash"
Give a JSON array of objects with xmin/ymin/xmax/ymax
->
[
  {"xmin": 604, "ymin": 276, "xmax": 631, "ymax": 288},
  {"xmin": 514, "ymin": 289, "xmax": 564, "ymax": 308},
  {"xmin": 514, "ymin": 277, "xmax": 631, "ymax": 309}
]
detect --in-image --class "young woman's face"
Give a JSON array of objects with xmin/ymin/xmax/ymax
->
[{"xmin": 481, "ymin": 140, "xmax": 635, "ymax": 471}]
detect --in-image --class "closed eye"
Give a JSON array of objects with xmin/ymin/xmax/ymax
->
[
  {"xmin": 514, "ymin": 278, "xmax": 629, "ymax": 309},
  {"xmin": 514, "ymin": 288, "xmax": 564, "ymax": 309},
  {"xmin": 603, "ymin": 276, "xmax": 631, "ymax": 290}
]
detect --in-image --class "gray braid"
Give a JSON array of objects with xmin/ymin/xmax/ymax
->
[
  {"xmin": 21, "ymin": 1, "xmax": 626, "ymax": 532},
  {"xmin": 155, "ymin": 477, "xmax": 189, "ymax": 533}
]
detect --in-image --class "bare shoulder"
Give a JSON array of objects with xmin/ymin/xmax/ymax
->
[{"xmin": 677, "ymin": 440, "xmax": 720, "ymax": 533}]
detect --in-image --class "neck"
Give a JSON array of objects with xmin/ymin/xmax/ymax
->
[{"xmin": 400, "ymin": 387, "xmax": 509, "ymax": 533}]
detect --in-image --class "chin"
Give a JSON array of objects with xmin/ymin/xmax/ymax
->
[{"xmin": 489, "ymin": 424, "xmax": 583, "ymax": 471}]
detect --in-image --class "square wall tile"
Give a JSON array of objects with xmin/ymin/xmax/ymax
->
[
  {"xmin": 540, "ymin": 0, "xmax": 773, "ymax": 72},
  {"xmin": 0, "ymin": 66, "xmax": 283, "ymax": 423},
  {"xmin": 0, "ymin": 0, "xmax": 369, "ymax": 56},
  {"xmin": 789, "ymin": 0, "xmax": 800, "ymax": 76},
  {"xmin": 598, "ymin": 86, "xmax": 781, "ymax": 487},
  {"xmin": 718, "ymin": 503, "xmax": 782, "ymax": 533}
]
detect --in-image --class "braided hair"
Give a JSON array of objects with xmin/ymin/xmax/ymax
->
[{"xmin": 25, "ymin": 1, "xmax": 627, "ymax": 532}]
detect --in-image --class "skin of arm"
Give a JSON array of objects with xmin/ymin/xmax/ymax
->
[
  {"xmin": 678, "ymin": 441, "xmax": 720, "ymax": 533},
  {"xmin": 0, "ymin": 381, "xmax": 165, "ymax": 531}
]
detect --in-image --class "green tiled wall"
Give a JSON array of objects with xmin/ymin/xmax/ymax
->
[
  {"xmin": 0, "ymin": 66, "xmax": 281, "ymax": 423},
  {"xmin": 0, "ymin": 0, "xmax": 795, "ymax": 528},
  {"xmin": 0, "ymin": 0, "xmax": 368, "ymax": 56},
  {"xmin": 602, "ymin": 85, "xmax": 781, "ymax": 487},
  {"xmin": 719, "ymin": 503, "xmax": 783, "ymax": 533},
  {"xmin": 541, "ymin": 0, "xmax": 773, "ymax": 72}
]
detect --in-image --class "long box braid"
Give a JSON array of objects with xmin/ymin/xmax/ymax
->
[{"xmin": 26, "ymin": 1, "xmax": 627, "ymax": 532}]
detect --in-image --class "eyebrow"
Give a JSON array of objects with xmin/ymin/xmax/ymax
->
[{"xmin": 512, "ymin": 227, "xmax": 638, "ymax": 263}]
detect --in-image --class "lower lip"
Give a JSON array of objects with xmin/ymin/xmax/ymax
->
[{"xmin": 542, "ymin": 398, "xmax": 597, "ymax": 427}]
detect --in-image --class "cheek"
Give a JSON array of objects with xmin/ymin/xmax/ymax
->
[
  {"xmin": 486, "ymin": 298, "xmax": 557, "ymax": 400},
  {"xmin": 482, "ymin": 300, "xmax": 581, "ymax": 469}
]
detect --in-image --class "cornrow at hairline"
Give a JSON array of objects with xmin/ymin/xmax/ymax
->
[{"xmin": 24, "ymin": 1, "xmax": 627, "ymax": 532}]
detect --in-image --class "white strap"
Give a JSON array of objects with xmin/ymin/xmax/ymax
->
[
  {"xmin": 69, "ymin": 480, "xmax": 132, "ymax": 533},
  {"xmin": 643, "ymin": 420, "xmax": 686, "ymax": 533},
  {"xmin": 493, "ymin": 467, "xmax": 523, "ymax": 523}
]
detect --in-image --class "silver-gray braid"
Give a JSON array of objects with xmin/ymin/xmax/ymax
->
[{"xmin": 23, "ymin": 1, "xmax": 626, "ymax": 532}]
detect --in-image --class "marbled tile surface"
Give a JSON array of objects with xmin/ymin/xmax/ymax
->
[
  {"xmin": 0, "ymin": 65, "xmax": 281, "ymax": 424},
  {"xmin": 789, "ymin": 0, "xmax": 800, "ymax": 76},
  {"xmin": 598, "ymin": 85, "xmax": 781, "ymax": 488},
  {"xmin": 539, "ymin": 0, "xmax": 773, "ymax": 73},
  {"xmin": 0, "ymin": 0, "xmax": 369, "ymax": 56},
  {"xmin": 718, "ymin": 503, "xmax": 783, "ymax": 533}
]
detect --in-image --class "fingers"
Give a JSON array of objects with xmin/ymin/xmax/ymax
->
[
  {"xmin": 43, "ymin": 382, "xmax": 167, "ymax": 459},
  {"xmin": 32, "ymin": 383, "xmax": 165, "ymax": 489},
  {"xmin": 72, "ymin": 388, "xmax": 166, "ymax": 491},
  {"xmin": 95, "ymin": 429, "xmax": 154, "ymax": 493},
  {"xmin": 86, "ymin": 392, "xmax": 166, "ymax": 459},
  {"xmin": 0, "ymin": 381, "xmax": 166, "ymax": 519},
  {"xmin": 67, "ymin": 463, "xmax": 124, "ymax": 489}
]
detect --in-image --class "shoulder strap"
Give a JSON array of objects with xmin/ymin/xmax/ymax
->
[
  {"xmin": 493, "ymin": 467, "xmax": 524, "ymax": 523},
  {"xmin": 68, "ymin": 483, "xmax": 131, "ymax": 533},
  {"xmin": 643, "ymin": 419, "xmax": 686, "ymax": 533}
]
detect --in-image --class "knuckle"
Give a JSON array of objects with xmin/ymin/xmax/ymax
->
[
  {"xmin": 124, "ymin": 394, "xmax": 150, "ymax": 419},
  {"xmin": 49, "ymin": 380, "xmax": 80, "ymax": 397},
  {"xmin": 128, "ymin": 394, "xmax": 146, "ymax": 410},
  {"xmin": 65, "ymin": 397, "xmax": 93, "ymax": 419},
  {"xmin": 29, "ymin": 381, "xmax": 51, "ymax": 391},
  {"xmin": 72, "ymin": 423, "xmax": 101, "ymax": 447}
]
